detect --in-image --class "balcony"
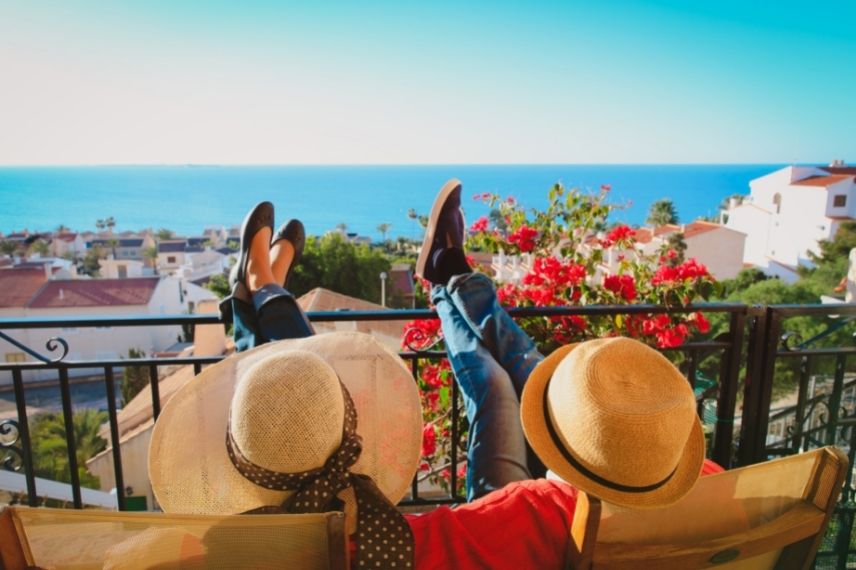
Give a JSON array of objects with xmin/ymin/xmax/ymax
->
[{"xmin": 1, "ymin": 303, "xmax": 855, "ymax": 568}]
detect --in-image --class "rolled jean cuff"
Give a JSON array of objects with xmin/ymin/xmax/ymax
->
[{"xmin": 252, "ymin": 283, "xmax": 293, "ymax": 312}]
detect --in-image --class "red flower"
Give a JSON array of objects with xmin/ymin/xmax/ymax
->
[
  {"xmin": 656, "ymin": 325, "xmax": 687, "ymax": 348},
  {"xmin": 603, "ymin": 224, "xmax": 635, "ymax": 247},
  {"xmin": 652, "ymin": 258, "xmax": 711, "ymax": 285},
  {"xmin": 692, "ymin": 311, "xmax": 710, "ymax": 333},
  {"xmin": 402, "ymin": 319, "xmax": 442, "ymax": 350},
  {"xmin": 496, "ymin": 283, "xmax": 521, "ymax": 307},
  {"xmin": 420, "ymin": 359, "xmax": 451, "ymax": 389},
  {"xmin": 603, "ymin": 274, "xmax": 637, "ymax": 302},
  {"xmin": 421, "ymin": 423, "xmax": 437, "ymax": 458},
  {"xmin": 643, "ymin": 314, "xmax": 671, "ymax": 334},
  {"xmin": 508, "ymin": 225, "xmax": 538, "ymax": 253},
  {"xmin": 469, "ymin": 216, "xmax": 489, "ymax": 233}
]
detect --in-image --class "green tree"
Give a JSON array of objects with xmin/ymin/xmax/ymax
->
[
  {"xmin": 647, "ymin": 199, "xmax": 679, "ymax": 226},
  {"xmin": 105, "ymin": 238, "xmax": 119, "ymax": 258},
  {"xmin": 80, "ymin": 245, "xmax": 104, "ymax": 277},
  {"xmin": 205, "ymin": 273, "xmax": 231, "ymax": 300},
  {"xmin": 142, "ymin": 245, "xmax": 158, "ymax": 269},
  {"xmin": 290, "ymin": 233, "xmax": 391, "ymax": 301},
  {"xmin": 28, "ymin": 239, "xmax": 50, "ymax": 257},
  {"xmin": 30, "ymin": 409, "xmax": 107, "ymax": 489},
  {"xmin": 156, "ymin": 228, "xmax": 175, "ymax": 240},
  {"xmin": 95, "ymin": 219, "xmax": 106, "ymax": 233},
  {"xmin": 105, "ymin": 216, "xmax": 116, "ymax": 235},
  {"xmin": 0, "ymin": 240, "xmax": 18, "ymax": 256},
  {"xmin": 377, "ymin": 223, "xmax": 392, "ymax": 242},
  {"xmin": 121, "ymin": 348, "xmax": 149, "ymax": 406},
  {"xmin": 662, "ymin": 232, "xmax": 687, "ymax": 266}
]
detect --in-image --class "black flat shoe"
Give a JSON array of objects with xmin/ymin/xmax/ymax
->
[
  {"xmin": 271, "ymin": 219, "xmax": 305, "ymax": 289},
  {"xmin": 218, "ymin": 201, "xmax": 274, "ymax": 323}
]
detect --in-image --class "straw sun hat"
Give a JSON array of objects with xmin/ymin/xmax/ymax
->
[
  {"xmin": 149, "ymin": 331, "xmax": 423, "ymax": 518},
  {"xmin": 521, "ymin": 337, "xmax": 705, "ymax": 509}
]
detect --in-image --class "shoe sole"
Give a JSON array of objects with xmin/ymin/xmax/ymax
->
[{"xmin": 415, "ymin": 178, "xmax": 462, "ymax": 280}]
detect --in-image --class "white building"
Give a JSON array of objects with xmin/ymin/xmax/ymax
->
[
  {"xmin": 633, "ymin": 221, "xmax": 747, "ymax": 280},
  {"xmin": 723, "ymin": 162, "xmax": 856, "ymax": 282},
  {"xmin": 0, "ymin": 275, "xmax": 193, "ymax": 383},
  {"xmin": 49, "ymin": 232, "xmax": 87, "ymax": 259}
]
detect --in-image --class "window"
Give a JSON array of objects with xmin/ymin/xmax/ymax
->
[
  {"xmin": 5, "ymin": 352, "xmax": 26, "ymax": 363},
  {"xmin": 772, "ymin": 193, "xmax": 782, "ymax": 214},
  {"xmin": 167, "ymin": 256, "xmax": 176, "ymax": 264},
  {"xmin": 118, "ymin": 265, "xmax": 128, "ymax": 279},
  {"xmin": 834, "ymin": 195, "xmax": 847, "ymax": 208}
]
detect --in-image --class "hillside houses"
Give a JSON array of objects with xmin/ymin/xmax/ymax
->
[
  {"xmin": 0, "ymin": 268, "xmax": 216, "ymax": 383},
  {"xmin": 724, "ymin": 161, "xmax": 856, "ymax": 282}
]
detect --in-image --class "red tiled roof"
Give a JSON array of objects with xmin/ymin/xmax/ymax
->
[
  {"xmin": 634, "ymin": 228, "xmax": 653, "ymax": 244},
  {"xmin": 792, "ymin": 175, "xmax": 852, "ymax": 187},
  {"xmin": 28, "ymin": 277, "xmax": 160, "ymax": 308},
  {"xmin": 0, "ymin": 268, "xmax": 48, "ymax": 308},
  {"xmin": 683, "ymin": 221, "xmax": 721, "ymax": 238},
  {"xmin": 822, "ymin": 166, "xmax": 856, "ymax": 176},
  {"xmin": 55, "ymin": 233, "xmax": 78, "ymax": 242},
  {"xmin": 653, "ymin": 224, "xmax": 680, "ymax": 237}
]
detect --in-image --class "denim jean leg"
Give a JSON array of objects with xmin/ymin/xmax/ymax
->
[
  {"xmin": 433, "ymin": 285, "xmax": 530, "ymax": 501},
  {"xmin": 231, "ymin": 296, "xmax": 262, "ymax": 353},
  {"xmin": 446, "ymin": 273, "xmax": 544, "ymax": 395},
  {"xmin": 253, "ymin": 284, "xmax": 315, "ymax": 343}
]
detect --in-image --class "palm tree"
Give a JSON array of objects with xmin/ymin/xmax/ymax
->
[
  {"xmin": 28, "ymin": 239, "xmax": 50, "ymax": 257},
  {"xmin": 95, "ymin": 219, "xmax": 106, "ymax": 234},
  {"xmin": 55, "ymin": 224, "xmax": 70, "ymax": 234},
  {"xmin": 105, "ymin": 217, "xmax": 116, "ymax": 235},
  {"xmin": 156, "ymin": 228, "xmax": 175, "ymax": 240},
  {"xmin": 143, "ymin": 245, "xmax": 158, "ymax": 270},
  {"xmin": 0, "ymin": 240, "xmax": 18, "ymax": 257},
  {"xmin": 30, "ymin": 409, "xmax": 107, "ymax": 488},
  {"xmin": 106, "ymin": 238, "xmax": 120, "ymax": 258},
  {"xmin": 647, "ymin": 199, "xmax": 679, "ymax": 227},
  {"xmin": 377, "ymin": 223, "xmax": 392, "ymax": 242}
]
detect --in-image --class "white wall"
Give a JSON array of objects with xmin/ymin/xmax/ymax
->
[
  {"xmin": 685, "ymin": 228, "xmax": 746, "ymax": 280},
  {"xmin": 0, "ymin": 278, "xmax": 185, "ymax": 385}
]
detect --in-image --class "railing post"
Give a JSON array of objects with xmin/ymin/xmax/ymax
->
[
  {"xmin": 738, "ymin": 306, "xmax": 771, "ymax": 466},
  {"xmin": 58, "ymin": 367, "xmax": 83, "ymax": 508},
  {"xmin": 11, "ymin": 369, "xmax": 38, "ymax": 506},
  {"xmin": 712, "ymin": 309, "xmax": 746, "ymax": 469}
]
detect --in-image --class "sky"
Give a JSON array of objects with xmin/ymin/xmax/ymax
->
[{"xmin": 0, "ymin": 0, "xmax": 854, "ymax": 165}]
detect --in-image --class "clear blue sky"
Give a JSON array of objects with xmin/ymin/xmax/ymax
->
[{"xmin": 1, "ymin": 0, "xmax": 853, "ymax": 164}]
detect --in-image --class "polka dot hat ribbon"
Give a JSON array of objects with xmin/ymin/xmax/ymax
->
[{"xmin": 226, "ymin": 381, "xmax": 414, "ymax": 569}]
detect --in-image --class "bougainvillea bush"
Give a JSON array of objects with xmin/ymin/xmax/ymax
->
[{"xmin": 403, "ymin": 183, "xmax": 719, "ymax": 495}]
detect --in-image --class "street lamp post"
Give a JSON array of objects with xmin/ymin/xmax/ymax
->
[{"xmin": 380, "ymin": 272, "xmax": 388, "ymax": 307}]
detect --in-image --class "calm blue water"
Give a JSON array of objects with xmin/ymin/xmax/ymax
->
[{"xmin": 0, "ymin": 165, "xmax": 782, "ymax": 239}]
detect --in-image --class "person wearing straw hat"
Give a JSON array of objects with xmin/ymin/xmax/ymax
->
[
  {"xmin": 150, "ymin": 332, "xmax": 424, "ymax": 568},
  {"xmin": 415, "ymin": 180, "xmax": 724, "ymax": 504}
]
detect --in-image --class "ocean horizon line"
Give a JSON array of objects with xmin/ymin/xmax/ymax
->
[{"xmin": 0, "ymin": 161, "xmax": 804, "ymax": 169}]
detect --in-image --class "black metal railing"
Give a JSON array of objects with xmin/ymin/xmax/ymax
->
[{"xmin": 2, "ymin": 302, "xmax": 856, "ymax": 567}]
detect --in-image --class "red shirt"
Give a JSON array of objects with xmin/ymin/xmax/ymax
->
[{"xmin": 405, "ymin": 459, "xmax": 724, "ymax": 570}]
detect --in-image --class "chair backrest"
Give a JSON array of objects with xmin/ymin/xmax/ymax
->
[
  {"xmin": 569, "ymin": 446, "xmax": 848, "ymax": 570},
  {"xmin": 0, "ymin": 506, "xmax": 347, "ymax": 570}
]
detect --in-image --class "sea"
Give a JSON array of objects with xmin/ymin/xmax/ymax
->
[{"xmin": 0, "ymin": 164, "xmax": 783, "ymax": 239}]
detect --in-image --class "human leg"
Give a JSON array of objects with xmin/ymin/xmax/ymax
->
[
  {"xmin": 226, "ymin": 205, "xmax": 313, "ymax": 352},
  {"xmin": 445, "ymin": 272, "xmax": 543, "ymax": 396},
  {"xmin": 433, "ymin": 286, "xmax": 531, "ymax": 500}
]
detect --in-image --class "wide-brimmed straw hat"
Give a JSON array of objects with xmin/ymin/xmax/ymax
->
[
  {"xmin": 521, "ymin": 337, "xmax": 705, "ymax": 508},
  {"xmin": 149, "ymin": 331, "xmax": 422, "ymax": 516}
]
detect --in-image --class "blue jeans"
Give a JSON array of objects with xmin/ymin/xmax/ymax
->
[
  {"xmin": 432, "ymin": 272, "xmax": 545, "ymax": 500},
  {"xmin": 232, "ymin": 284, "xmax": 314, "ymax": 352}
]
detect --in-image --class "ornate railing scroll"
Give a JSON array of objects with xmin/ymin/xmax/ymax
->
[
  {"xmin": 0, "ymin": 331, "xmax": 69, "ymax": 363},
  {"xmin": 0, "ymin": 419, "xmax": 24, "ymax": 472}
]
